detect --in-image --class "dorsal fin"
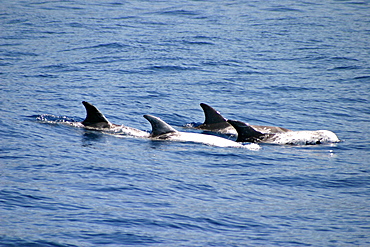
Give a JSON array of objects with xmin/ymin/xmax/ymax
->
[
  {"xmin": 200, "ymin": 103, "xmax": 228, "ymax": 125},
  {"xmin": 227, "ymin": 120, "xmax": 265, "ymax": 143},
  {"xmin": 143, "ymin": 114, "xmax": 177, "ymax": 137},
  {"xmin": 81, "ymin": 101, "xmax": 111, "ymax": 128}
]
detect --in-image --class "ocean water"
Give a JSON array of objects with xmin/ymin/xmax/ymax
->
[{"xmin": 1, "ymin": 0, "xmax": 369, "ymax": 246}]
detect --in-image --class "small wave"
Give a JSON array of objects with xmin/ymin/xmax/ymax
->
[
  {"xmin": 40, "ymin": 64, "xmax": 82, "ymax": 73},
  {"xmin": 145, "ymin": 65, "xmax": 197, "ymax": 72},
  {"xmin": 159, "ymin": 9, "xmax": 199, "ymax": 16},
  {"xmin": 354, "ymin": 75, "xmax": 370, "ymax": 80},
  {"xmin": 0, "ymin": 237, "xmax": 75, "ymax": 247},
  {"xmin": 331, "ymin": 56, "xmax": 359, "ymax": 61},
  {"xmin": 328, "ymin": 65, "xmax": 362, "ymax": 71},
  {"xmin": 3, "ymin": 51, "xmax": 38, "ymax": 57},
  {"xmin": 81, "ymin": 232, "xmax": 159, "ymax": 245},
  {"xmin": 244, "ymin": 143, "xmax": 261, "ymax": 150},
  {"xmin": 264, "ymin": 7, "xmax": 303, "ymax": 12},
  {"xmin": 62, "ymin": 42, "xmax": 130, "ymax": 52},
  {"xmin": 264, "ymin": 85, "xmax": 316, "ymax": 92},
  {"xmin": 25, "ymin": 74, "xmax": 58, "ymax": 78},
  {"xmin": 256, "ymin": 175, "xmax": 369, "ymax": 189},
  {"xmin": 91, "ymin": 43, "xmax": 129, "ymax": 49},
  {"xmin": 184, "ymin": 122, "xmax": 201, "ymax": 128},
  {"xmin": 182, "ymin": 40, "xmax": 214, "ymax": 45}
]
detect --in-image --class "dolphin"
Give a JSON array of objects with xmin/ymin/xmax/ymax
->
[
  {"xmin": 227, "ymin": 120, "xmax": 340, "ymax": 145},
  {"xmin": 143, "ymin": 114, "xmax": 259, "ymax": 149},
  {"xmin": 80, "ymin": 101, "xmax": 150, "ymax": 137},
  {"xmin": 194, "ymin": 103, "xmax": 237, "ymax": 135},
  {"xmin": 81, "ymin": 101, "xmax": 112, "ymax": 129},
  {"xmin": 195, "ymin": 103, "xmax": 290, "ymax": 135}
]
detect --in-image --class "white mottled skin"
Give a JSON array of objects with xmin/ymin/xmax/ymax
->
[
  {"xmin": 266, "ymin": 130, "xmax": 340, "ymax": 145},
  {"xmin": 153, "ymin": 131, "xmax": 260, "ymax": 149}
]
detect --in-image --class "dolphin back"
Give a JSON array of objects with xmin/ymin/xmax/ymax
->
[
  {"xmin": 200, "ymin": 103, "xmax": 228, "ymax": 125},
  {"xmin": 143, "ymin": 114, "xmax": 177, "ymax": 137},
  {"xmin": 81, "ymin": 101, "xmax": 111, "ymax": 128},
  {"xmin": 227, "ymin": 120, "xmax": 265, "ymax": 142}
]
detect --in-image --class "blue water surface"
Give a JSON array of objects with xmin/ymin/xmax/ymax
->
[{"xmin": 1, "ymin": 0, "xmax": 370, "ymax": 246}]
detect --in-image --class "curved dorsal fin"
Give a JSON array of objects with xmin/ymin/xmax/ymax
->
[
  {"xmin": 143, "ymin": 114, "xmax": 177, "ymax": 137},
  {"xmin": 200, "ymin": 103, "xmax": 227, "ymax": 125},
  {"xmin": 81, "ymin": 101, "xmax": 111, "ymax": 128},
  {"xmin": 227, "ymin": 120, "xmax": 265, "ymax": 142}
]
